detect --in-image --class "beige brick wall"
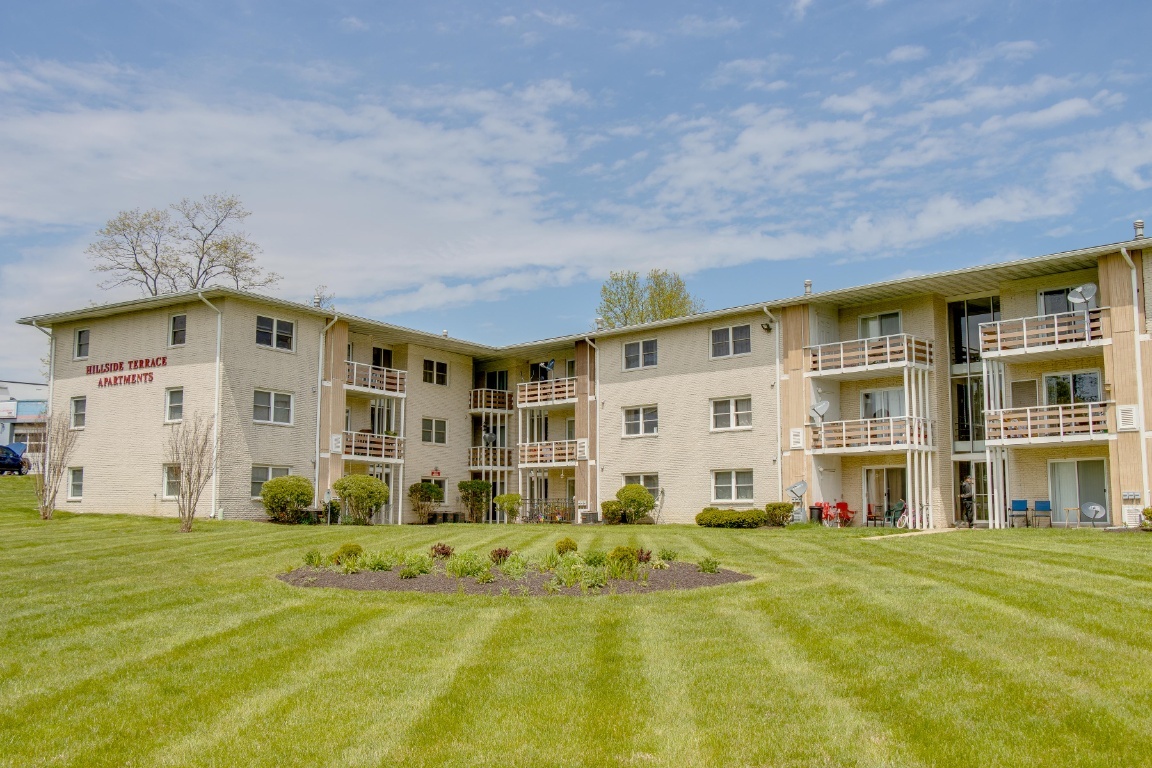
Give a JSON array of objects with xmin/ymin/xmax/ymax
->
[
  {"xmin": 1007, "ymin": 443, "xmax": 1111, "ymax": 507},
  {"xmin": 597, "ymin": 311, "xmax": 779, "ymax": 524},
  {"xmin": 998, "ymin": 268, "xmax": 1099, "ymax": 320}
]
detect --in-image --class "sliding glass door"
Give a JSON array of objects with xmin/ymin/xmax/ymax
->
[{"xmin": 1049, "ymin": 459, "xmax": 1108, "ymax": 526}]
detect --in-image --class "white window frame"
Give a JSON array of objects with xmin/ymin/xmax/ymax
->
[
  {"xmin": 711, "ymin": 397, "xmax": 753, "ymax": 431},
  {"xmin": 712, "ymin": 469, "xmax": 754, "ymax": 504},
  {"xmin": 566, "ymin": 359, "xmax": 578, "ymax": 378},
  {"xmin": 70, "ymin": 397, "xmax": 86, "ymax": 430},
  {"xmin": 421, "ymin": 476, "xmax": 448, "ymax": 505},
  {"xmin": 623, "ymin": 473, "xmax": 659, "ymax": 497},
  {"xmin": 162, "ymin": 464, "xmax": 181, "ymax": 500},
  {"xmin": 253, "ymin": 389, "xmax": 294, "ymax": 425},
  {"xmin": 165, "ymin": 388, "xmax": 184, "ymax": 423},
  {"xmin": 255, "ymin": 315, "xmax": 295, "ymax": 352},
  {"xmin": 1042, "ymin": 368, "xmax": 1103, "ymax": 406},
  {"xmin": 623, "ymin": 339, "xmax": 658, "ymax": 371},
  {"xmin": 623, "ymin": 405, "xmax": 659, "ymax": 437},
  {"xmin": 423, "ymin": 359, "xmax": 449, "ymax": 386},
  {"xmin": 169, "ymin": 314, "xmax": 187, "ymax": 347},
  {"xmin": 1037, "ymin": 285, "xmax": 1098, "ymax": 315},
  {"xmin": 858, "ymin": 311, "xmax": 902, "ymax": 339},
  {"xmin": 422, "ymin": 417, "xmax": 448, "ymax": 445},
  {"xmin": 74, "ymin": 328, "xmax": 90, "ymax": 360},
  {"xmin": 710, "ymin": 324, "xmax": 753, "ymax": 359},
  {"xmin": 861, "ymin": 387, "xmax": 906, "ymax": 419},
  {"xmin": 250, "ymin": 465, "xmax": 290, "ymax": 499},
  {"xmin": 68, "ymin": 467, "xmax": 84, "ymax": 500}
]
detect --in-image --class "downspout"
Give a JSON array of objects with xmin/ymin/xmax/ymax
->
[
  {"xmin": 1120, "ymin": 247, "xmax": 1151, "ymax": 509},
  {"xmin": 197, "ymin": 293, "xmax": 223, "ymax": 519},
  {"xmin": 584, "ymin": 336, "xmax": 600, "ymax": 523},
  {"xmin": 314, "ymin": 314, "xmax": 340, "ymax": 507},
  {"xmin": 763, "ymin": 307, "xmax": 783, "ymax": 502},
  {"xmin": 31, "ymin": 321, "xmax": 53, "ymax": 483}
]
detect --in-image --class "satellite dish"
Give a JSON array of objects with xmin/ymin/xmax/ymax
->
[
  {"xmin": 1067, "ymin": 283, "xmax": 1097, "ymax": 305},
  {"xmin": 810, "ymin": 400, "xmax": 830, "ymax": 424},
  {"xmin": 1082, "ymin": 501, "xmax": 1107, "ymax": 520},
  {"xmin": 785, "ymin": 480, "xmax": 808, "ymax": 501}
]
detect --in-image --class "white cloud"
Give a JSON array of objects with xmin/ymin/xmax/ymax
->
[
  {"xmin": 338, "ymin": 16, "xmax": 369, "ymax": 32},
  {"xmin": 789, "ymin": 0, "xmax": 815, "ymax": 20},
  {"xmin": 677, "ymin": 15, "xmax": 743, "ymax": 37},
  {"xmin": 616, "ymin": 29, "xmax": 661, "ymax": 49},
  {"xmin": 531, "ymin": 11, "xmax": 580, "ymax": 28},
  {"xmin": 707, "ymin": 57, "xmax": 790, "ymax": 90},
  {"xmin": 885, "ymin": 45, "xmax": 928, "ymax": 63}
]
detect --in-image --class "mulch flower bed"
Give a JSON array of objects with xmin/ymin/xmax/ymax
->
[{"xmin": 278, "ymin": 561, "xmax": 753, "ymax": 596}]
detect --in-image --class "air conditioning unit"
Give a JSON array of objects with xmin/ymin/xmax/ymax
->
[
  {"xmin": 1123, "ymin": 505, "xmax": 1143, "ymax": 528},
  {"xmin": 1117, "ymin": 405, "xmax": 1139, "ymax": 432}
]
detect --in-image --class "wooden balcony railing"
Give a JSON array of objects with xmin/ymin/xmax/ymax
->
[
  {"xmin": 469, "ymin": 388, "xmax": 513, "ymax": 411},
  {"xmin": 517, "ymin": 377, "xmax": 577, "ymax": 407},
  {"xmin": 980, "ymin": 308, "xmax": 1108, "ymax": 356},
  {"xmin": 519, "ymin": 440, "xmax": 580, "ymax": 465},
  {"xmin": 521, "ymin": 498, "xmax": 576, "ymax": 524},
  {"xmin": 810, "ymin": 416, "xmax": 932, "ymax": 452},
  {"xmin": 345, "ymin": 361, "xmax": 406, "ymax": 395},
  {"xmin": 342, "ymin": 431, "xmax": 404, "ymax": 461},
  {"xmin": 806, "ymin": 334, "xmax": 933, "ymax": 375},
  {"xmin": 469, "ymin": 446, "xmax": 515, "ymax": 468},
  {"xmin": 985, "ymin": 402, "xmax": 1110, "ymax": 443}
]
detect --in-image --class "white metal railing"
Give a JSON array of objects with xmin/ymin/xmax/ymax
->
[
  {"xmin": 810, "ymin": 416, "xmax": 933, "ymax": 451},
  {"xmin": 517, "ymin": 377, "xmax": 577, "ymax": 406},
  {"xmin": 985, "ymin": 402, "xmax": 1111, "ymax": 442},
  {"xmin": 980, "ymin": 308, "xmax": 1108, "ymax": 356},
  {"xmin": 469, "ymin": 446, "xmax": 514, "ymax": 468},
  {"xmin": 345, "ymin": 361, "xmax": 406, "ymax": 395},
  {"xmin": 469, "ymin": 388, "xmax": 513, "ymax": 411},
  {"xmin": 342, "ymin": 431, "xmax": 404, "ymax": 461},
  {"xmin": 806, "ymin": 334, "xmax": 933, "ymax": 374},
  {"xmin": 518, "ymin": 440, "xmax": 579, "ymax": 465}
]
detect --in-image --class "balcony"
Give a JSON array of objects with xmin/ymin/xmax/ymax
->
[
  {"xmin": 519, "ymin": 439, "xmax": 582, "ymax": 466},
  {"xmin": 469, "ymin": 446, "xmax": 515, "ymax": 469},
  {"xmin": 469, "ymin": 388, "xmax": 513, "ymax": 412},
  {"xmin": 345, "ymin": 361, "xmax": 406, "ymax": 396},
  {"xmin": 809, "ymin": 416, "xmax": 933, "ymax": 454},
  {"xmin": 980, "ymin": 308, "xmax": 1109, "ymax": 361},
  {"xmin": 342, "ymin": 431, "xmax": 404, "ymax": 462},
  {"xmin": 517, "ymin": 377, "xmax": 577, "ymax": 407},
  {"xmin": 806, "ymin": 334, "xmax": 933, "ymax": 379},
  {"xmin": 985, "ymin": 402, "xmax": 1111, "ymax": 446}
]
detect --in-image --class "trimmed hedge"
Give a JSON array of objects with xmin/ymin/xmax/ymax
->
[
  {"xmin": 261, "ymin": 475, "xmax": 314, "ymax": 523},
  {"xmin": 763, "ymin": 502, "xmax": 795, "ymax": 527},
  {"xmin": 695, "ymin": 507, "xmax": 768, "ymax": 528}
]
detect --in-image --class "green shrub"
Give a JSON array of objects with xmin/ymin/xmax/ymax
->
[
  {"xmin": 581, "ymin": 567, "xmax": 608, "ymax": 589},
  {"xmin": 698, "ymin": 557, "xmax": 721, "ymax": 574},
  {"xmin": 500, "ymin": 553, "xmax": 529, "ymax": 580},
  {"xmin": 399, "ymin": 563, "xmax": 421, "ymax": 579},
  {"xmin": 457, "ymin": 479, "xmax": 492, "ymax": 523},
  {"xmin": 262, "ymin": 475, "xmax": 315, "ymax": 523},
  {"xmin": 446, "ymin": 551, "xmax": 490, "ymax": 579},
  {"xmin": 361, "ymin": 550, "xmax": 399, "ymax": 572},
  {"xmin": 583, "ymin": 549, "xmax": 607, "ymax": 567},
  {"xmin": 408, "ymin": 482, "xmax": 444, "ymax": 524},
  {"xmin": 606, "ymin": 557, "xmax": 635, "ymax": 580},
  {"xmin": 538, "ymin": 551, "xmax": 561, "ymax": 571},
  {"xmin": 475, "ymin": 569, "xmax": 496, "ymax": 584},
  {"xmin": 332, "ymin": 475, "xmax": 389, "ymax": 525},
  {"xmin": 764, "ymin": 502, "xmax": 795, "ymax": 527},
  {"xmin": 634, "ymin": 515, "xmax": 656, "ymax": 525},
  {"xmin": 616, "ymin": 484, "xmax": 657, "ymax": 524},
  {"xmin": 400, "ymin": 552, "xmax": 433, "ymax": 576},
  {"xmin": 608, "ymin": 545, "xmax": 638, "ymax": 573},
  {"xmin": 493, "ymin": 493, "xmax": 522, "ymax": 523},
  {"xmin": 303, "ymin": 549, "xmax": 324, "ymax": 568},
  {"xmin": 341, "ymin": 555, "xmax": 364, "ymax": 574},
  {"xmin": 650, "ymin": 558, "xmax": 669, "ymax": 570},
  {"xmin": 657, "ymin": 547, "xmax": 678, "ymax": 562},
  {"xmin": 696, "ymin": 507, "xmax": 767, "ymax": 528},
  {"xmin": 1143, "ymin": 508, "xmax": 1152, "ymax": 529},
  {"xmin": 330, "ymin": 542, "xmax": 364, "ymax": 565},
  {"xmin": 555, "ymin": 556, "xmax": 586, "ymax": 587},
  {"xmin": 555, "ymin": 537, "xmax": 578, "ymax": 556},
  {"xmin": 601, "ymin": 499, "xmax": 623, "ymax": 525}
]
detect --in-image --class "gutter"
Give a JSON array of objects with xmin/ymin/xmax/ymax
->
[
  {"xmin": 1120, "ymin": 247, "xmax": 1151, "ymax": 509},
  {"xmin": 583, "ymin": 336, "xmax": 600, "ymax": 523},
  {"xmin": 314, "ymin": 314, "xmax": 340, "ymax": 507},
  {"xmin": 31, "ymin": 321, "xmax": 53, "ymax": 484},
  {"xmin": 763, "ymin": 307, "xmax": 783, "ymax": 503},
  {"xmin": 197, "ymin": 293, "xmax": 223, "ymax": 519}
]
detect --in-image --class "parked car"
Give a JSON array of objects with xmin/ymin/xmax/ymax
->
[{"xmin": 0, "ymin": 445, "xmax": 29, "ymax": 475}]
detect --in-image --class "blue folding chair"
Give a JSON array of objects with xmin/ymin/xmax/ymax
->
[
  {"xmin": 1008, "ymin": 499, "xmax": 1030, "ymax": 527},
  {"xmin": 1032, "ymin": 500, "xmax": 1052, "ymax": 528}
]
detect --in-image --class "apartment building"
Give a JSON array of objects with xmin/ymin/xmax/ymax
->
[{"xmin": 18, "ymin": 224, "xmax": 1151, "ymax": 527}]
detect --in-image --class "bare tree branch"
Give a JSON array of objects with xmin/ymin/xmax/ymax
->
[
  {"xmin": 86, "ymin": 208, "xmax": 178, "ymax": 296},
  {"xmin": 165, "ymin": 413, "xmax": 220, "ymax": 533},
  {"xmin": 31, "ymin": 415, "xmax": 79, "ymax": 521}
]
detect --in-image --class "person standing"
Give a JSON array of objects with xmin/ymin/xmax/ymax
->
[{"xmin": 960, "ymin": 475, "xmax": 975, "ymax": 528}]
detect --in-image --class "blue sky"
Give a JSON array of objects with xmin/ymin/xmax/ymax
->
[{"xmin": 3, "ymin": 1, "xmax": 1151, "ymax": 379}]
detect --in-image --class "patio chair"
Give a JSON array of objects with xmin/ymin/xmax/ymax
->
[
  {"xmin": 834, "ymin": 501, "xmax": 857, "ymax": 527},
  {"xmin": 1032, "ymin": 501, "xmax": 1052, "ymax": 527},
  {"xmin": 866, "ymin": 503, "xmax": 885, "ymax": 527},
  {"xmin": 884, "ymin": 500, "xmax": 906, "ymax": 526},
  {"xmin": 1008, "ymin": 499, "xmax": 1030, "ymax": 528}
]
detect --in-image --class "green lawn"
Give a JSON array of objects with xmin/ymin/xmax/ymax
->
[{"xmin": 3, "ymin": 476, "xmax": 1152, "ymax": 767}]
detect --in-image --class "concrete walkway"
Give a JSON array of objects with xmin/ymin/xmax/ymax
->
[{"xmin": 862, "ymin": 527, "xmax": 961, "ymax": 541}]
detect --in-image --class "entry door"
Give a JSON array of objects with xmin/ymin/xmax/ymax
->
[
  {"xmin": 1050, "ymin": 460, "xmax": 1108, "ymax": 525},
  {"xmin": 865, "ymin": 467, "xmax": 907, "ymax": 515},
  {"xmin": 372, "ymin": 347, "xmax": 393, "ymax": 369}
]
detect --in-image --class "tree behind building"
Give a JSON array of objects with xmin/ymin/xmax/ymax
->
[{"xmin": 596, "ymin": 269, "xmax": 703, "ymax": 328}]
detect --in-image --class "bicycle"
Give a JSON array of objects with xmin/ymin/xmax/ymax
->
[{"xmin": 896, "ymin": 505, "xmax": 911, "ymax": 529}]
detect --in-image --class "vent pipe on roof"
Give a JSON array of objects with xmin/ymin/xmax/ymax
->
[
  {"xmin": 442, "ymin": 330, "xmax": 449, "ymax": 338},
  {"xmin": 1135, "ymin": 220, "xmax": 1145, "ymax": 239},
  {"xmin": 803, "ymin": 279, "xmax": 812, "ymax": 296},
  {"xmin": 594, "ymin": 316, "xmax": 605, "ymax": 330},
  {"xmin": 312, "ymin": 293, "xmax": 321, "ymax": 308}
]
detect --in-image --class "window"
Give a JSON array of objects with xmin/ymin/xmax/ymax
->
[
  {"xmin": 70, "ymin": 397, "xmax": 86, "ymax": 429},
  {"xmin": 712, "ymin": 397, "xmax": 752, "ymax": 430},
  {"xmin": 165, "ymin": 388, "xmax": 184, "ymax": 422},
  {"xmin": 423, "ymin": 359, "xmax": 448, "ymax": 385},
  {"xmin": 345, "ymin": 408, "xmax": 351, "ymax": 432},
  {"xmin": 1040, "ymin": 287, "xmax": 1098, "ymax": 316},
  {"xmin": 373, "ymin": 347, "xmax": 393, "ymax": 369},
  {"xmin": 169, "ymin": 314, "xmax": 187, "ymax": 346},
  {"xmin": 862, "ymin": 389, "xmax": 905, "ymax": 419},
  {"xmin": 74, "ymin": 329, "xmax": 90, "ymax": 359},
  {"xmin": 859, "ymin": 312, "xmax": 901, "ymax": 339},
  {"xmin": 565, "ymin": 417, "xmax": 577, "ymax": 440},
  {"xmin": 566, "ymin": 359, "xmax": 577, "ymax": 378},
  {"xmin": 250, "ymin": 465, "xmax": 289, "ymax": 498},
  {"xmin": 1044, "ymin": 371, "xmax": 1101, "ymax": 405},
  {"xmin": 623, "ymin": 473, "xmax": 659, "ymax": 496},
  {"xmin": 624, "ymin": 406, "xmax": 658, "ymax": 436},
  {"xmin": 483, "ymin": 369, "xmax": 508, "ymax": 390},
  {"xmin": 948, "ymin": 297, "xmax": 1000, "ymax": 366},
  {"xmin": 253, "ymin": 390, "xmax": 293, "ymax": 424},
  {"xmin": 421, "ymin": 476, "xmax": 447, "ymax": 500},
  {"xmin": 624, "ymin": 339, "xmax": 657, "ymax": 370},
  {"xmin": 68, "ymin": 467, "xmax": 84, "ymax": 500},
  {"xmin": 422, "ymin": 417, "xmax": 447, "ymax": 444},
  {"xmin": 713, "ymin": 470, "xmax": 753, "ymax": 502},
  {"xmin": 711, "ymin": 325, "xmax": 752, "ymax": 358},
  {"xmin": 163, "ymin": 465, "xmax": 181, "ymax": 499},
  {"xmin": 256, "ymin": 316, "xmax": 294, "ymax": 351}
]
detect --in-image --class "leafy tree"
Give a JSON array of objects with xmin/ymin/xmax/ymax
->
[
  {"xmin": 333, "ymin": 474, "xmax": 389, "ymax": 525},
  {"xmin": 87, "ymin": 193, "xmax": 279, "ymax": 295},
  {"xmin": 493, "ymin": 493, "xmax": 522, "ymax": 523},
  {"xmin": 457, "ymin": 479, "xmax": 492, "ymax": 523},
  {"xmin": 596, "ymin": 269, "xmax": 703, "ymax": 328},
  {"xmin": 408, "ymin": 482, "xmax": 445, "ymax": 524}
]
